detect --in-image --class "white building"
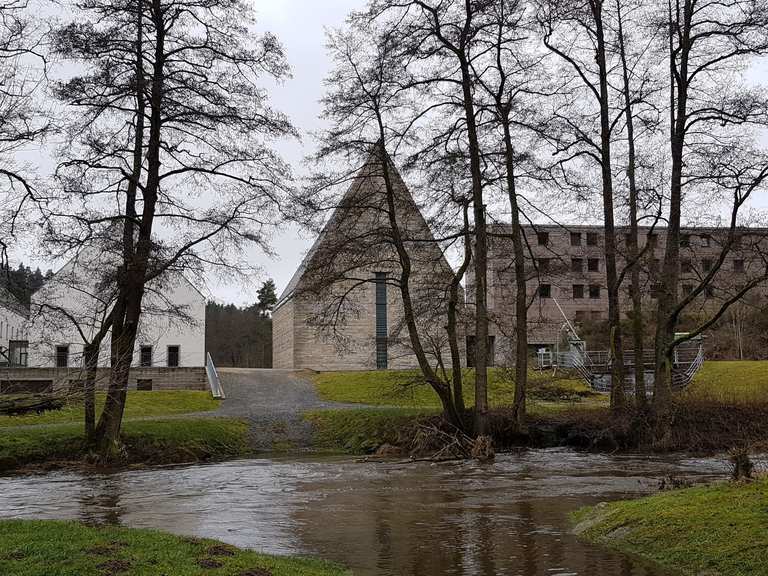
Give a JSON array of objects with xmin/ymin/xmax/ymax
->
[
  {"xmin": 0, "ymin": 284, "xmax": 29, "ymax": 366},
  {"xmin": 27, "ymin": 249, "xmax": 206, "ymax": 369}
]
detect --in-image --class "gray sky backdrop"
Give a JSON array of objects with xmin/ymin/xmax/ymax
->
[
  {"xmin": 209, "ymin": 0, "xmax": 363, "ymax": 305},
  {"xmin": 7, "ymin": 0, "xmax": 768, "ymax": 305}
]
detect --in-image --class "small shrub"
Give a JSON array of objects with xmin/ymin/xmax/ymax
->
[{"xmin": 729, "ymin": 447, "xmax": 754, "ymax": 481}]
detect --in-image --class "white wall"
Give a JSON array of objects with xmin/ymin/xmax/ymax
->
[
  {"xmin": 133, "ymin": 275, "xmax": 206, "ymax": 368},
  {"xmin": 27, "ymin": 251, "xmax": 206, "ymax": 368},
  {"xmin": 0, "ymin": 303, "xmax": 27, "ymax": 353}
]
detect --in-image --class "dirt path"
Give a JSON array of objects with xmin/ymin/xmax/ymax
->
[{"xmin": 213, "ymin": 369, "xmax": 364, "ymax": 451}]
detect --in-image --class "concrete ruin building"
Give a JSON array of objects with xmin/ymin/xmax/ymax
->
[
  {"xmin": 480, "ymin": 224, "xmax": 768, "ymax": 363},
  {"xmin": 273, "ymin": 152, "xmax": 461, "ymax": 371}
]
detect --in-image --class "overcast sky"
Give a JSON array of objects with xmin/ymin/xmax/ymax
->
[
  {"xmin": 10, "ymin": 0, "xmax": 363, "ymax": 306},
  {"xmin": 207, "ymin": 0, "xmax": 363, "ymax": 305},
  {"xmin": 8, "ymin": 0, "xmax": 768, "ymax": 306}
]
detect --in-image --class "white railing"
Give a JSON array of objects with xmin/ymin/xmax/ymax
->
[
  {"xmin": 205, "ymin": 352, "xmax": 226, "ymax": 399},
  {"xmin": 672, "ymin": 343, "xmax": 705, "ymax": 390},
  {"xmin": 536, "ymin": 338, "xmax": 705, "ymax": 394}
]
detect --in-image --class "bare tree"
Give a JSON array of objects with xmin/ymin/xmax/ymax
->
[
  {"xmin": 470, "ymin": 0, "xmax": 548, "ymax": 431},
  {"xmin": 296, "ymin": 24, "xmax": 468, "ymax": 428},
  {"xmin": 29, "ymin": 250, "xmax": 117, "ymax": 443},
  {"xmin": 652, "ymin": 0, "xmax": 768, "ymax": 405},
  {"xmin": 612, "ymin": 0, "xmax": 666, "ymax": 405},
  {"xmin": 0, "ymin": 0, "xmax": 50, "ymax": 270},
  {"xmin": 537, "ymin": 0, "xmax": 631, "ymax": 409},
  {"xmin": 367, "ymin": 0, "xmax": 496, "ymax": 435},
  {"xmin": 49, "ymin": 0, "xmax": 295, "ymax": 457}
]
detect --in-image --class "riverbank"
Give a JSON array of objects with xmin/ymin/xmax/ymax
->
[
  {"xmin": 306, "ymin": 401, "xmax": 768, "ymax": 455},
  {"xmin": 573, "ymin": 477, "xmax": 768, "ymax": 576},
  {"xmin": 0, "ymin": 418, "xmax": 251, "ymax": 473},
  {"xmin": 2, "ymin": 362, "xmax": 766, "ymax": 472},
  {"xmin": 306, "ymin": 362, "xmax": 768, "ymax": 455},
  {"xmin": 0, "ymin": 519, "xmax": 349, "ymax": 575}
]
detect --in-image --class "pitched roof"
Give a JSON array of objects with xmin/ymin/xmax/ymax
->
[
  {"xmin": 276, "ymin": 148, "xmax": 444, "ymax": 308},
  {"xmin": 40, "ymin": 245, "xmax": 208, "ymax": 304}
]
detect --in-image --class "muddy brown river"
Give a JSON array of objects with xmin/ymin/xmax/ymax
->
[{"xmin": 0, "ymin": 448, "xmax": 734, "ymax": 575}]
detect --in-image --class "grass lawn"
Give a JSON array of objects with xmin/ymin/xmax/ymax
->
[
  {"xmin": 687, "ymin": 360, "xmax": 768, "ymax": 404},
  {"xmin": 310, "ymin": 367, "xmax": 604, "ymax": 412},
  {"xmin": 572, "ymin": 477, "xmax": 768, "ymax": 576},
  {"xmin": 306, "ymin": 368, "xmax": 605, "ymax": 454},
  {"xmin": 311, "ymin": 361, "xmax": 768, "ymax": 410},
  {"xmin": 0, "ymin": 391, "xmax": 219, "ymax": 428},
  {"xmin": 306, "ymin": 408, "xmax": 431, "ymax": 454},
  {"xmin": 0, "ymin": 519, "xmax": 349, "ymax": 576},
  {"xmin": 0, "ymin": 418, "xmax": 251, "ymax": 471}
]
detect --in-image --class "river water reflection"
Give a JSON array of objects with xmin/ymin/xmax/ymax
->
[{"xmin": 0, "ymin": 448, "xmax": 733, "ymax": 575}]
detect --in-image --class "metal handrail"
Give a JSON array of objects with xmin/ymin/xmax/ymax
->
[
  {"xmin": 537, "ymin": 338, "xmax": 705, "ymax": 395},
  {"xmin": 205, "ymin": 352, "xmax": 226, "ymax": 399}
]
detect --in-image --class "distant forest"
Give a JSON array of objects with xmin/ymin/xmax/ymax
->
[
  {"xmin": 205, "ymin": 279, "xmax": 277, "ymax": 368},
  {"xmin": 1, "ymin": 264, "xmax": 54, "ymax": 306}
]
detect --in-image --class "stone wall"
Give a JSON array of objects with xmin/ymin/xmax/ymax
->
[
  {"xmin": 272, "ymin": 299, "xmax": 295, "ymax": 369},
  {"xmin": 0, "ymin": 366, "xmax": 208, "ymax": 394},
  {"xmin": 287, "ymin": 280, "xmax": 432, "ymax": 372}
]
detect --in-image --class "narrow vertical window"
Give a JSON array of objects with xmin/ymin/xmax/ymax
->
[
  {"xmin": 55, "ymin": 345, "xmax": 69, "ymax": 368},
  {"xmin": 140, "ymin": 345, "xmax": 153, "ymax": 367},
  {"xmin": 375, "ymin": 272, "xmax": 388, "ymax": 369},
  {"xmin": 167, "ymin": 345, "xmax": 180, "ymax": 367}
]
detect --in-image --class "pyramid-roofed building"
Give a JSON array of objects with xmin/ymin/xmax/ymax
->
[{"xmin": 273, "ymin": 151, "xmax": 462, "ymax": 371}]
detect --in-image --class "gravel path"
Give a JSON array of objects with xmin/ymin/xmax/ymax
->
[
  {"xmin": 3, "ymin": 370, "xmax": 364, "ymax": 451},
  {"xmin": 213, "ymin": 368, "xmax": 365, "ymax": 451}
]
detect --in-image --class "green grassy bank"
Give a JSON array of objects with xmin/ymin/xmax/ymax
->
[
  {"xmin": 311, "ymin": 367, "xmax": 602, "ymax": 410},
  {"xmin": 311, "ymin": 361, "xmax": 768, "ymax": 409},
  {"xmin": 572, "ymin": 478, "xmax": 768, "ymax": 576},
  {"xmin": 0, "ymin": 520, "xmax": 349, "ymax": 576},
  {"xmin": 0, "ymin": 391, "xmax": 219, "ymax": 428},
  {"xmin": 0, "ymin": 418, "xmax": 251, "ymax": 472},
  {"xmin": 307, "ymin": 361, "xmax": 768, "ymax": 454},
  {"xmin": 306, "ymin": 408, "xmax": 431, "ymax": 454}
]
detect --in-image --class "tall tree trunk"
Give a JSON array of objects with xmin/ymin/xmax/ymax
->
[
  {"xmin": 458, "ymin": 52, "xmax": 489, "ymax": 436},
  {"xmin": 501, "ymin": 118, "xmax": 527, "ymax": 432},
  {"xmin": 376, "ymin": 139, "xmax": 463, "ymax": 429},
  {"xmin": 616, "ymin": 0, "xmax": 646, "ymax": 406},
  {"xmin": 447, "ymin": 203, "xmax": 472, "ymax": 415},
  {"xmin": 95, "ymin": 293, "xmax": 141, "ymax": 456},
  {"xmin": 592, "ymin": 0, "xmax": 626, "ymax": 409},
  {"xmin": 654, "ymin": 0, "xmax": 690, "ymax": 407},
  {"xmin": 83, "ymin": 342, "xmax": 99, "ymax": 445},
  {"xmin": 95, "ymin": 0, "xmax": 164, "ymax": 457}
]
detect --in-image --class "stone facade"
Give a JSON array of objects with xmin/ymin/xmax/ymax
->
[
  {"xmin": 273, "ymin": 152, "xmax": 461, "ymax": 371},
  {"xmin": 476, "ymin": 224, "xmax": 768, "ymax": 363},
  {"xmin": 0, "ymin": 366, "xmax": 207, "ymax": 393},
  {"xmin": 272, "ymin": 298, "xmax": 295, "ymax": 369}
]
